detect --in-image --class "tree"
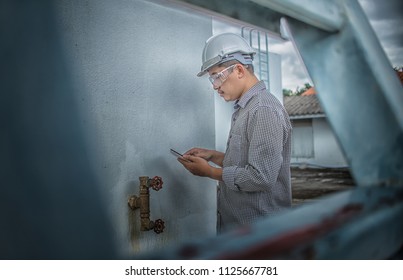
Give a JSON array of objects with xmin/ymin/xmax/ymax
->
[
  {"xmin": 282, "ymin": 88, "xmax": 294, "ymax": 96},
  {"xmin": 283, "ymin": 83, "xmax": 312, "ymax": 96},
  {"xmin": 295, "ymin": 83, "xmax": 312, "ymax": 95}
]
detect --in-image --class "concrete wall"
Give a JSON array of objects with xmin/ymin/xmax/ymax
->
[
  {"xmin": 2, "ymin": 0, "xmax": 118, "ymax": 259},
  {"xmin": 53, "ymin": 0, "xmax": 216, "ymax": 256},
  {"xmin": 267, "ymin": 53, "xmax": 283, "ymax": 103}
]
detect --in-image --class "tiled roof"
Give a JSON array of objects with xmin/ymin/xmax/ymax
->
[
  {"xmin": 285, "ymin": 68, "xmax": 401, "ymax": 118},
  {"xmin": 301, "ymin": 87, "xmax": 316, "ymax": 96},
  {"xmin": 284, "ymin": 94, "xmax": 324, "ymax": 117}
]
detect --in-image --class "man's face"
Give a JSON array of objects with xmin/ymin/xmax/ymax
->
[{"xmin": 208, "ymin": 64, "xmax": 242, "ymax": 102}]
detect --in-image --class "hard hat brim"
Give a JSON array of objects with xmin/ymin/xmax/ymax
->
[
  {"xmin": 196, "ymin": 52, "xmax": 255, "ymax": 77},
  {"xmin": 197, "ymin": 70, "xmax": 206, "ymax": 77}
]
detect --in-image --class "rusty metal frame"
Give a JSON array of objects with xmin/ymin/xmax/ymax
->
[{"xmin": 138, "ymin": 186, "xmax": 403, "ymax": 259}]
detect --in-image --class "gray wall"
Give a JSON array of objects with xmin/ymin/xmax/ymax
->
[
  {"xmin": 291, "ymin": 118, "xmax": 347, "ymax": 168},
  {"xmin": 313, "ymin": 118, "xmax": 347, "ymax": 167},
  {"xmin": 54, "ymin": 0, "xmax": 216, "ymax": 256}
]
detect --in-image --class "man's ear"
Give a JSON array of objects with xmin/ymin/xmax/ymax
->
[{"xmin": 235, "ymin": 64, "xmax": 246, "ymax": 78}]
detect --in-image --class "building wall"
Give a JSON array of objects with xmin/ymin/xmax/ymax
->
[
  {"xmin": 291, "ymin": 118, "xmax": 347, "ymax": 168},
  {"xmin": 54, "ymin": 0, "xmax": 216, "ymax": 257},
  {"xmin": 313, "ymin": 118, "xmax": 347, "ymax": 167},
  {"xmin": 291, "ymin": 119, "xmax": 314, "ymax": 159}
]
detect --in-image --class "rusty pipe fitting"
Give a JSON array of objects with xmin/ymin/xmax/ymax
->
[{"xmin": 128, "ymin": 176, "xmax": 165, "ymax": 233}]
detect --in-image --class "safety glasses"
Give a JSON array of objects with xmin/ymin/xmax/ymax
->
[{"xmin": 208, "ymin": 64, "xmax": 236, "ymax": 87}]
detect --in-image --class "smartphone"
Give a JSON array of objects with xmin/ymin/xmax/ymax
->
[
  {"xmin": 170, "ymin": 148, "xmax": 189, "ymax": 161},
  {"xmin": 170, "ymin": 148, "xmax": 184, "ymax": 158}
]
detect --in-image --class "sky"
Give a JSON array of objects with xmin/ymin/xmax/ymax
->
[{"xmin": 213, "ymin": 0, "xmax": 403, "ymax": 91}]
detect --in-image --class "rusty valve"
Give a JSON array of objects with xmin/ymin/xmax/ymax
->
[
  {"xmin": 149, "ymin": 176, "xmax": 163, "ymax": 191},
  {"xmin": 153, "ymin": 219, "xmax": 165, "ymax": 234},
  {"xmin": 128, "ymin": 176, "xmax": 165, "ymax": 234}
]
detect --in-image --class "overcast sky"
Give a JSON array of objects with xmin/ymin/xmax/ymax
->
[{"xmin": 214, "ymin": 0, "xmax": 403, "ymax": 91}]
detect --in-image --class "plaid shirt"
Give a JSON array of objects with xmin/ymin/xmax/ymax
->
[{"xmin": 218, "ymin": 81, "xmax": 292, "ymax": 233}]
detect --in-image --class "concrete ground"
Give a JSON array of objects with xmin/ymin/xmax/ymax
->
[{"xmin": 291, "ymin": 167, "xmax": 355, "ymax": 206}]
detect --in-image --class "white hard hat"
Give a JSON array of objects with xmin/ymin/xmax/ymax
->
[{"xmin": 197, "ymin": 33, "xmax": 255, "ymax": 77}]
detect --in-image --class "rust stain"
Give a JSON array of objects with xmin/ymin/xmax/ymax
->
[{"xmin": 216, "ymin": 204, "xmax": 363, "ymax": 259}]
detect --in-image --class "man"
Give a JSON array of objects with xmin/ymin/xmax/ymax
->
[{"xmin": 178, "ymin": 33, "xmax": 292, "ymax": 233}]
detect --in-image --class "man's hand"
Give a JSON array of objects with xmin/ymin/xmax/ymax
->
[
  {"xmin": 178, "ymin": 155, "xmax": 223, "ymax": 181},
  {"xmin": 184, "ymin": 147, "xmax": 224, "ymax": 167},
  {"xmin": 178, "ymin": 155, "xmax": 212, "ymax": 177},
  {"xmin": 184, "ymin": 148, "xmax": 214, "ymax": 161}
]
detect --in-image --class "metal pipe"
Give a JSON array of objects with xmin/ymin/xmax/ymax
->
[
  {"xmin": 128, "ymin": 177, "xmax": 153, "ymax": 231},
  {"xmin": 128, "ymin": 176, "xmax": 164, "ymax": 234},
  {"xmin": 138, "ymin": 176, "xmax": 154, "ymax": 231}
]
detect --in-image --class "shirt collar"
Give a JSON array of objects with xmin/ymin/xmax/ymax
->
[{"xmin": 234, "ymin": 81, "xmax": 266, "ymax": 110}]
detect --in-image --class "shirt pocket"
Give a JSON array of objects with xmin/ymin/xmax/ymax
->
[{"xmin": 228, "ymin": 134, "xmax": 242, "ymax": 165}]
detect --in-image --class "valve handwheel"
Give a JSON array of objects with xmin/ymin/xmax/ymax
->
[
  {"xmin": 153, "ymin": 219, "xmax": 165, "ymax": 234},
  {"xmin": 150, "ymin": 176, "xmax": 163, "ymax": 191}
]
